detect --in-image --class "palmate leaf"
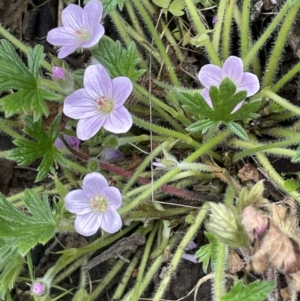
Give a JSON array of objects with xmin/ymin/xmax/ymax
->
[
  {"xmin": 0, "ymin": 191, "xmax": 57, "ymax": 256},
  {"xmin": 8, "ymin": 115, "xmax": 67, "ymax": 182},
  {"xmin": 101, "ymin": 0, "xmax": 125, "ymax": 16},
  {"xmin": 0, "ymin": 40, "xmax": 60, "ymax": 121},
  {"xmin": 0, "ymin": 244, "xmax": 23, "ymax": 299},
  {"xmin": 0, "ymin": 190, "xmax": 58, "ymax": 298},
  {"xmin": 219, "ymin": 280, "xmax": 275, "ymax": 301},
  {"xmin": 91, "ymin": 36, "xmax": 145, "ymax": 81}
]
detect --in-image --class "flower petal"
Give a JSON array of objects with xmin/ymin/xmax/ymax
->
[
  {"xmin": 82, "ymin": 0, "xmax": 103, "ymax": 32},
  {"xmin": 58, "ymin": 44, "xmax": 81, "ymax": 59},
  {"xmin": 61, "ymin": 4, "xmax": 84, "ymax": 29},
  {"xmin": 198, "ymin": 64, "xmax": 222, "ymax": 88},
  {"xmin": 47, "ymin": 27, "xmax": 79, "ymax": 46},
  {"xmin": 103, "ymin": 106, "xmax": 132, "ymax": 133},
  {"xmin": 75, "ymin": 212, "xmax": 102, "ymax": 236},
  {"xmin": 63, "ymin": 89, "xmax": 98, "ymax": 119},
  {"xmin": 84, "ymin": 64, "xmax": 113, "ymax": 100},
  {"xmin": 83, "ymin": 172, "xmax": 108, "ymax": 198},
  {"xmin": 201, "ymin": 88, "xmax": 213, "ymax": 108},
  {"xmin": 222, "ymin": 56, "xmax": 244, "ymax": 84},
  {"xmin": 101, "ymin": 207, "xmax": 122, "ymax": 233},
  {"xmin": 238, "ymin": 72, "xmax": 260, "ymax": 97},
  {"xmin": 111, "ymin": 77, "xmax": 133, "ymax": 108},
  {"xmin": 76, "ymin": 114, "xmax": 106, "ymax": 140},
  {"xmin": 64, "ymin": 189, "xmax": 92, "ymax": 215},
  {"xmin": 80, "ymin": 24, "xmax": 104, "ymax": 48},
  {"xmin": 101, "ymin": 187, "xmax": 122, "ymax": 209}
]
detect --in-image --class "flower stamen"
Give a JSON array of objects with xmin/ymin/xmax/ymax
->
[
  {"xmin": 96, "ymin": 96, "xmax": 114, "ymax": 113},
  {"xmin": 90, "ymin": 196, "xmax": 107, "ymax": 212}
]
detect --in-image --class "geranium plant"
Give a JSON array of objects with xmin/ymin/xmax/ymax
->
[{"xmin": 0, "ymin": 0, "xmax": 300, "ymax": 300}]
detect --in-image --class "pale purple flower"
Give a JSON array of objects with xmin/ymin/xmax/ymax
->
[
  {"xmin": 64, "ymin": 172, "xmax": 122, "ymax": 236},
  {"xmin": 54, "ymin": 135, "xmax": 81, "ymax": 149},
  {"xmin": 47, "ymin": 0, "xmax": 104, "ymax": 59},
  {"xmin": 198, "ymin": 56, "xmax": 260, "ymax": 113},
  {"xmin": 31, "ymin": 282, "xmax": 45, "ymax": 296},
  {"xmin": 63, "ymin": 64, "xmax": 133, "ymax": 140},
  {"xmin": 212, "ymin": 16, "xmax": 218, "ymax": 24},
  {"xmin": 182, "ymin": 253, "xmax": 198, "ymax": 263},
  {"xmin": 52, "ymin": 66, "xmax": 65, "ymax": 79},
  {"xmin": 100, "ymin": 148, "xmax": 124, "ymax": 162}
]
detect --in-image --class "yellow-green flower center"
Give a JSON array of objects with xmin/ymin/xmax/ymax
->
[
  {"xmin": 90, "ymin": 196, "xmax": 108, "ymax": 212},
  {"xmin": 75, "ymin": 29, "xmax": 91, "ymax": 41},
  {"xmin": 96, "ymin": 96, "xmax": 114, "ymax": 113}
]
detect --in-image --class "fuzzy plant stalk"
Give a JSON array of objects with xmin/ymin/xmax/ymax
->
[
  {"xmin": 90, "ymin": 251, "xmax": 131, "ymax": 300},
  {"xmin": 132, "ymin": 224, "xmax": 158, "ymax": 301},
  {"xmin": 272, "ymin": 62, "xmax": 300, "ymax": 92},
  {"xmin": 112, "ymin": 250, "xmax": 142, "ymax": 300},
  {"xmin": 212, "ymin": 0, "xmax": 227, "ymax": 54},
  {"xmin": 262, "ymin": 0, "xmax": 300, "ymax": 88},
  {"xmin": 141, "ymin": 0, "xmax": 185, "ymax": 62},
  {"xmin": 129, "ymin": 0, "xmax": 179, "ymax": 86},
  {"xmin": 0, "ymin": 25, "xmax": 52, "ymax": 72},
  {"xmin": 122, "ymin": 254, "xmax": 164, "ymax": 301},
  {"xmin": 119, "ymin": 130, "xmax": 230, "ymax": 215},
  {"xmin": 230, "ymin": 138, "xmax": 297, "ymax": 162},
  {"xmin": 240, "ymin": 0, "xmax": 251, "ymax": 58},
  {"xmin": 184, "ymin": 0, "xmax": 221, "ymax": 65},
  {"xmin": 122, "ymin": 139, "xmax": 174, "ymax": 193},
  {"xmin": 152, "ymin": 203, "xmax": 209, "ymax": 301},
  {"xmin": 243, "ymin": 0, "xmax": 293, "ymax": 69},
  {"xmin": 221, "ymin": 0, "xmax": 236, "ymax": 60},
  {"xmin": 262, "ymin": 89, "xmax": 300, "ymax": 116}
]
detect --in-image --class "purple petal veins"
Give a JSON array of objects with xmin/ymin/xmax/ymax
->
[
  {"xmin": 47, "ymin": 0, "xmax": 104, "ymax": 59},
  {"xmin": 63, "ymin": 64, "xmax": 133, "ymax": 140},
  {"xmin": 64, "ymin": 172, "xmax": 123, "ymax": 236},
  {"xmin": 198, "ymin": 56, "xmax": 260, "ymax": 113}
]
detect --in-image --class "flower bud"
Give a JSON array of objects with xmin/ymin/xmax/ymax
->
[
  {"xmin": 52, "ymin": 66, "xmax": 65, "ymax": 80},
  {"xmin": 31, "ymin": 282, "xmax": 45, "ymax": 296},
  {"xmin": 103, "ymin": 135, "xmax": 119, "ymax": 149},
  {"xmin": 87, "ymin": 158, "xmax": 100, "ymax": 172}
]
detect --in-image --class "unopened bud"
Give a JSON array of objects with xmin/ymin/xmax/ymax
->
[
  {"xmin": 31, "ymin": 282, "xmax": 45, "ymax": 296},
  {"xmin": 52, "ymin": 66, "xmax": 65, "ymax": 80}
]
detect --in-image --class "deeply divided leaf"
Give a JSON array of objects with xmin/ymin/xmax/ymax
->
[
  {"xmin": 91, "ymin": 36, "xmax": 145, "ymax": 80},
  {"xmin": 8, "ymin": 115, "xmax": 67, "ymax": 182}
]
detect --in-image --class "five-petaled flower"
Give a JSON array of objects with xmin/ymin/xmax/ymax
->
[
  {"xmin": 64, "ymin": 172, "xmax": 122, "ymax": 236},
  {"xmin": 47, "ymin": 0, "xmax": 104, "ymax": 59},
  {"xmin": 198, "ymin": 56, "xmax": 260, "ymax": 113},
  {"xmin": 63, "ymin": 64, "xmax": 133, "ymax": 140}
]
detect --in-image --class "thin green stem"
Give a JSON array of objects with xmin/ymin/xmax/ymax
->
[
  {"xmin": 233, "ymin": 5, "xmax": 261, "ymax": 77},
  {"xmin": 119, "ymin": 130, "xmax": 229, "ymax": 215},
  {"xmin": 122, "ymin": 139, "xmax": 174, "ymax": 193},
  {"xmin": 130, "ymin": 0, "xmax": 179, "ymax": 86},
  {"xmin": 262, "ymin": 89, "xmax": 300, "ymax": 116},
  {"xmin": 0, "ymin": 25, "xmax": 52, "ymax": 72},
  {"xmin": 243, "ymin": 1, "xmax": 292, "ymax": 69},
  {"xmin": 272, "ymin": 62, "xmax": 300, "ymax": 93},
  {"xmin": 214, "ymin": 242, "xmax": 227, "ymax": 299},
  {"xmin": 90, "ymin": 251, "xmax": 131, "ymax": 300},
  {"xmin": 122, "ymin": 254, "xmax": 164, "ymax": 301},
  {"xmin": 152, "ymin": 203, "xmax": 209, "ymax": 301},
  {"xmin": 240, "ymin": 0, "xmax": 251, "ymax": 59},
  {"xmin": 231, "ymin": 138, "xmax": 297, "ymax": 162},
  {"xmin": 112, "ymin": 250, "xmax": 142, "ymax": 300},
  {"xmin": 132, "ymin": 224, "xmax": 158, "ymax": 301},
  {"xmin": 222, "ymin": 0, "xmax": 235, "ymax": 60},
  {"xmin": 257, "ymin": 152, "xmax": 300, "ymax": 202},
  {"xmin": 41, "ymin": 79, "xmax": 68, "ymax": 95},
  {"xmin": 212, "ymin": 0, "xmax": 227, "ymax": 54},
  {"xmin": 184, "ymin": 0, "xmax": 221, "ymax": 66},
  {"xmin": 110, "ymin": 10, "xmax": 148, "ymax": 70},
  {"xmin": 65, "ymin": 159, "xmax": 89, "ymax": 175},
  {"xmin": 262, "ymin": 0, "xmax": 300, "ymax": 88}
]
